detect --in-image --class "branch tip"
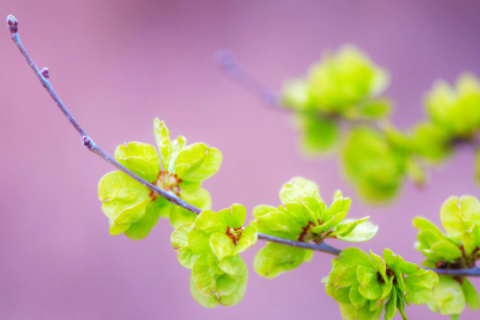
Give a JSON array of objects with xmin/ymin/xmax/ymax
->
[{"xmin": 6, "ymin": 15, "xmax": 18, "ymax": 34}]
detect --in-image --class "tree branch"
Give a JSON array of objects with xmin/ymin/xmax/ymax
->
[{"xmin": 8, "ymin": 15, "xmax": 480, "ymax": 276}]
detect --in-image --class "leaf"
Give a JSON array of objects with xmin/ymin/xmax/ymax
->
[
  {"xmin": 280, "ymin": 202, "xmax": 313, "ymax": 228},
  {"xmin": 297, "ymin": 115, "xmax": 339, "ymax": 153},
  {"xmin": 194, "ymin": 210, "xmax": 224, "ymax": 234},
  {"xmin": 312, "ymin": 211, "xmax": 347, "ymax": 233},
  {"xmin": 216, "ymin": 274, "xmax": 238, "ymax": 296},
  {"xmin": 254, "ymin": 243, "xmax": 306, "ymax": 278},
  {"xmin": 168, "ymin": 135, "xmax": 187, "ymax": 173},
  {"xmin": 279, "ymin": 176, "xmax": 321, "ymax": 204},
  {"xmin": 124, "ymin": 200, "xmax": 161, "ymax": 240},
  {"xmin": 192, "ymin": 257, "xmax": 217, "ymax": 298},
  {"xmin": 114, "ymin": 142, "xmax": 160, "ymax": 182},
  {"xmin": 219, "ymin": 257, "xmax": 248, "ymax": 306},
  {"xmin": 440, "ymin": 196, "xmax": 480, "ymax": 241},
  {"xmin": 217, "ymin": 255, "xmax": 242, "ymax": 276},
  {"xmin": 336, "ymin": 220, "xmax": 378, "ymax": 242},
  {"xmin": 256, "ymin": 210, "xmax": 304, "ymax": 235},
  {"xmin": 153, "ymin": 118, "xmax": 172, "ymax": 170},
  {"xmin": 350, "ymin": 281, "xmax": 367, "ymax": 309},
  {"xmin": 209, "ymin": 233, "xmax": 235, "ymax": 260},
  {"xmin": 252, "ymin": 205, "xmax": 277, "ymax": 219},
  {"xmin": 357, "ymin": 265, "xmax": 382, "ymax": 300},
  {"xmin": 462, "ymin": 278, "xmax": 480, "ymax": 311},
  {"xmin": 175, "ymin": 142, "xmax": 222, "ymax": 182},
  {"xmin": 384, "ymin": 289, "xmax": 397, "ymax": 320},
  {"xmin": 217, "ymin": 204, "xmax": 247, "ymax": 229},
  {"xmin": 431, "ymin": 241, "xmax": 463, "ymax": 262},
  {"xmin": 404, "ymin": 270, "xmax": 439, "ymax": 305},
  {"xmin": 358, "ymin": 98, "xmax": 391, "ymax": 119},
  {"xmin": 190, "ymin": 274, "xmax": 218, "ymax": 308},
  {"xmin": 169, "ymin": 206, "xmax": 197, "ymax": 229},
  {"xmin": 171, "ymin": 225, "xmax": 201, "ymax": 269},
  {"xmin": 98, "ymin": 171, "xmax": 151, "ymax": 235},
  {"xmin": 427, "ymin": 276, "xmax": 465, "ymax": 316},
  {"xmin": 234, "ymin": 225, "xmax": 258, "ymax": 255},
  {"xmin": 188, "ymin": 229, "xmax": 210, "ymax": 254}
]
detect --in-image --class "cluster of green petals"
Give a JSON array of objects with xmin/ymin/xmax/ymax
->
[
  {"xmin": 171, "ymin": 204, "xmax": 258, "ymax": 308},
  {"xmin": 411, "ymin": 73, "xmax": 480, "ymax": 167},
  {"xmin": 281, "ymin": 45, "xmax": 392, "ymax": 154},
  {"xmin": 252, "ymin": 177, "xmax": 378, "ymax": 278},
  {"xmin": 97, "ymin": 118, "xmax": 222, "ymax": 240},
  {"xmin": 326, "ymin": 247, "xmax": 439, "ymax": 320},
  {"xmin": 413, "ymin": 195, "xmax": 480, "ymax": 318}
]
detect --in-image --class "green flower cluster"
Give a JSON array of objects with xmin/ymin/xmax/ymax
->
[
  {"xmin": 413, "ymin": 195, "xmax": 480, "ymax": 318},
  {"xmin": 97, "ymin": 118, "xmax": 222, "ymax": 239},
  {"xmin": 252, "ymin": 177, "xmax": 378, "ymax": 278},
  {"xmin": 281, "ymin": 45, "xmax": 392, "ymax": 154},
  {"xmin": 412, "ymin": 73, "xmax": 480, "ymax": 164},
  {"xmin": 325, "ymin": 248, "xmax": 439, "ymax": 320},
  {"xmin": 171, "ymin": 204, "xmax": 257, "ymax": 308},
  {"xmin": 342, "ymin": 125, "xmax": 427, "ymax": 203}
]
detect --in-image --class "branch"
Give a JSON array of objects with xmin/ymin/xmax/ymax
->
[
  {"xmin": 8, "ymin": 15, "xmax": 479, "ymax": 277},
  {"xmin": 6, "ymin": 15, "xmax": 337, "ymax": 257}
]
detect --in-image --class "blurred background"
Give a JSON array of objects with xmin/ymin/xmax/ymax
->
[{"xmin": 1, "ymin": 0, "xmax": 480, "ymax": 319}]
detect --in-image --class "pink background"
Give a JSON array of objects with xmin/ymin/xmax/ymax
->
[{"xmin": 2, "ymin": 1, "xmax": 480, "ymax": 319}]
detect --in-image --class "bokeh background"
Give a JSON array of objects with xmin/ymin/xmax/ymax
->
[{"xmin": 2, "ymin": 1, "xmax": 480, "ymax": 319}]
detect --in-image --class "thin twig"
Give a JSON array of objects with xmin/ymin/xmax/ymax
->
[
  {"xmin": 8, "ymin": 15, "xmax": 480, "ymax": 276},
  {"xmin": 6, "ymin": 15, "xmax": 337, "ymax": 256}
]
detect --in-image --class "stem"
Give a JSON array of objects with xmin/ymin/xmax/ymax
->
[
  {"xmin": 9, "ymin": 15, "xmax": 480, "ymax": 277},
  {"xmin": 215, "ymin": 49, "xmax": 282, "ymax": 109}
]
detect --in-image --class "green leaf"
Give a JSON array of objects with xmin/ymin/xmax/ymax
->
[
  {"xmin": 209, "ymin": 233, "xmax": 235, "ymax": 260},
  {"xmin": 462, "ymin": 278, "xmax": 480, "ymax": 311},
  {"xmin": 168, "ymin": 135, "xmax": 187, "ymax": 173},
  {"xmin": 219, "ymin": 257, "xmax": 248, "ymax": 306},
  {"xmin": 357, "ymin": 265, "xmax": 382, "ymax": 300},
  {"xmin": 256, "ymin": 210, "xmax": 304, "ymax": 235},
  {"xmin": 216, "ymin": 255, "xmax": 241, "ymax": 276},
  {"xmin": 124, "ymin": 201, "xmax": 161, "ymax": 240},
  {"xmin": 175, "ymin": 142, "xmax": 222, "ymax": 182},
  {"xmin": 427, "ymin": 276, "xmax": 465, "ymax": 316},
  {"xmin": 217, "ymin": 203, "xmax": 246, "ymax": 229},
  {"xmin": 280, "ymin": 202, "xmax": 313, "ymax": 228},
  {"xmin": 404, "ymin": 270, "xmax": 439, "ymax": 305},
  {"xmin": 279, "ymin": 177, "xmax": 321, "ymax": 204},
  {"xmin": 190, "ymin": 274, "xmax": 218, "ymax": 308},
  {"xmin": 431, "ymin": 241, "xmax": 463, "ymax": 262},
  {"xmin": 411, "ymin": 122, "xmax": 451, "ymax": 164},
  {"xmin": 153, "ymin": 118, "xmax": 172, "ymax": 170},
  {"xmin": 254, "ymin": 243, "xmax": 306, "ymax": 278},
  {"xmin": 234, "ymin": 225, "xmax": 258, "ymax": 255},
  {"xmin": 336, "ymin": 220, "xmax": 378, "ymax": 242},
  {"xmin": 252, "ymin": 205, "xmax": 277, "ymax": 219},
  {"xmin": 188, "ymin": 229, "xmax": 210, "ymax": 254},
  {"xmin": 194, "ymin": 210, "xmax": 224, "ymax": 234},
  {"xmin": 114, "ymin": 142, "xmax": 160, "ymax": 182},
  {"xmin": 350, "ymin": 281, "xmax": 367, "ymax": 309},
  {"xmin": 192, "ymin": 257, "xmax": 217, "ymax": 298},
  {"xmin": 385, "ymin": 289, "xmax": 397, "ymax": 320},
  {"xmin": 170, "ymin": 206, "xmax": 197, "ymax": 229},
  {"xmin": 358, "ymin": 99, "xmax": 391, "ymax": 119},
  {"xmin": 440, "ymin": 195, "xmax": 480, "ymax": 241},
  {"xmin": 312, "ymin": 211, "xmax": 347, "ymax": 233},
  {"xmin": 216, "ymin": 274, "xmax": 238, "ymax": 296},
  {"xmin": 171, "ymin": 225, "xmax": 201, "ymax": 269},
  {"xmin": 333, "ymin": 287, "xmax": 352, "ymax": 304},
  {"xmin": 282, "ymin": 79, "xmax": 313, "ymax": 111},
  {"xmin": 98, "ymin": 171, "xmax": 151, "ymax": 235},
  {"xmin": 297, "ymin": 114, "xmax": 339, "ymax": 153},
  {"xmin": 412, "ymin": 216, "xmax": 446, "ymax": 240}
]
